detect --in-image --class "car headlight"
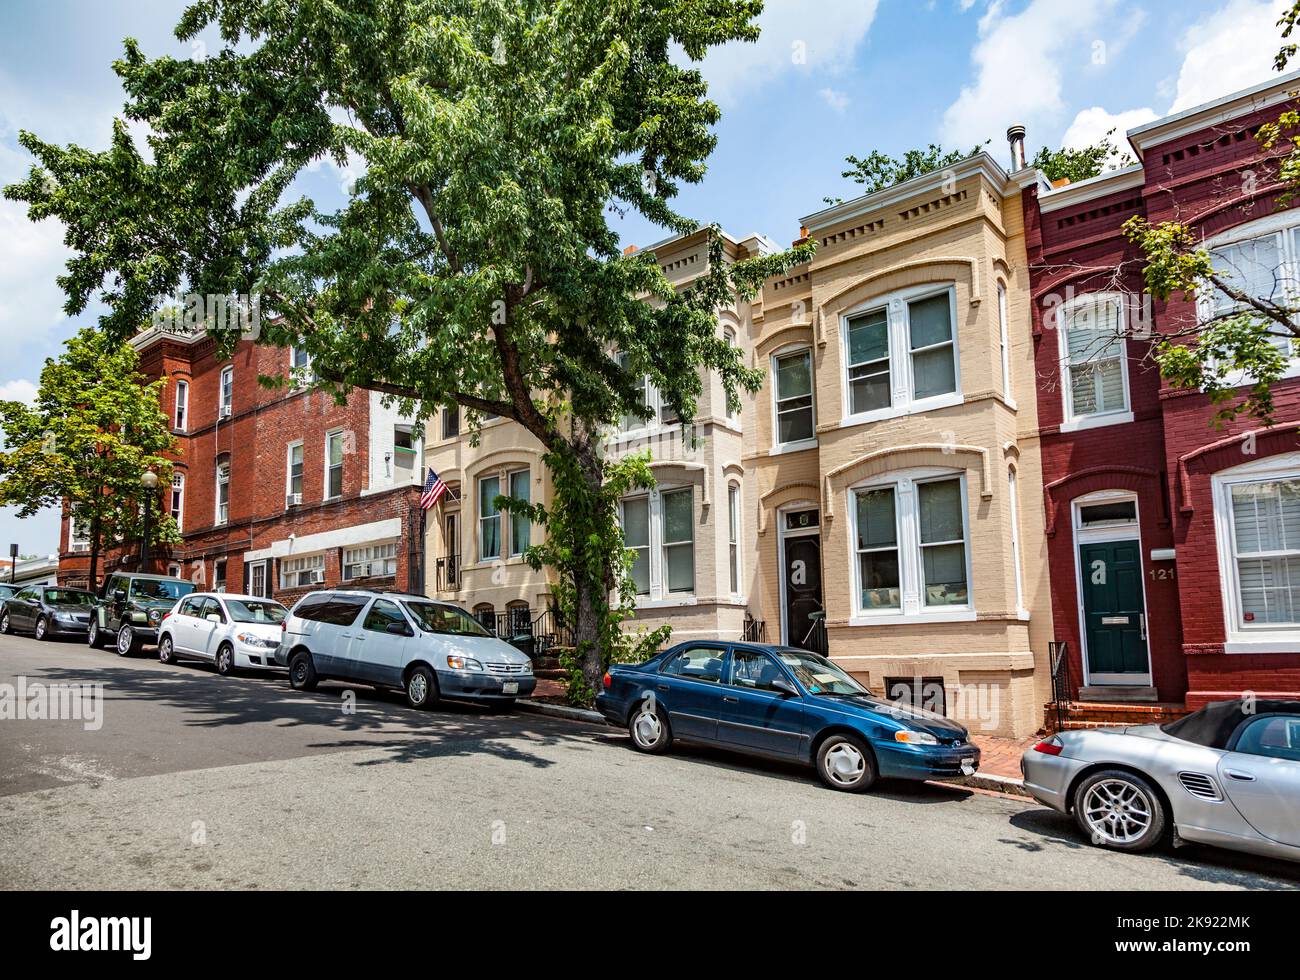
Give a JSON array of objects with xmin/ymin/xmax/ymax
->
[
  {"xmin": 446, "ymin": 655, "xmax": 484, "ymax": 671},
  {"xmin": 895, "ymin": 730, "xmax": 939, "ymax": 746},
  {"xmin": 148, "ymin": 609, "xmax": 162, "ymax": 625},
  {"xmin": 236, "ymin": 632, "xmax": 275, "ymax": 647},
  {"xmin": 520, "ymin": 660, "xmax": 533, "ymax": 674}
]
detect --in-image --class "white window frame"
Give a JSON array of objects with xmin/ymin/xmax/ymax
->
[
  {"xmin": 215, "ymin": 457, "xmax": 230, "ymax": 526},
  {"xmin": 1213, "ymin": 451, "xmax": 1300, "ymax": 652},
  {"xmin": 1199, "ymin": 210, "xmax": 1300, "ymax": 387},
  {"xmin": 286, "ymin": 441, "xmax": 304, "ymax": 504},
  {"xmin": 997, "ymin": 282, "xmax": 1015, "ymax": 405},
  {"xmin": 728, "ymin": 482, "xmax": 742, "ymax": 597},
  {"xmin": 289, "ymin": 346, "xmax": 313, "ymax": 383},
  {"xmin": 620, "ymin": 494, "xmax": 651, "ymax": 597},
  {"xmin": 342, "ymin": 541, "xmax": 398, "ymax": 581},
  {"xmin": 219, "ymin": 365, "xmax": 233, "ymax": 415},
  {"xmin": 770, "ymin": 344, "xmax": 817, "ymax": 453},
  {"xmin": 839, "ymin": 283, "xmax": 963, "ymax": 429},
  {"xmin": 847, "ymin": 467, "xmax": 975, "ymax": 625},
  {"xmin": 723, "ymin": 327, "xmax": 740, "ymax": 424},
  {"xmin": 170, "ymin": 472, "xmax": 185, "ymax": 534},
  {"xmin": 507, "ymin": 467, "xmax": 531, "ymax": 557},
  {"xmin": 324, "ymin": 430, "xmax": 344, "ymax": 501},
  {"xmin": 1008, "ymin": 467, "xmax": 1027, "ymax": 618},
  {"xmin": 68, "ymin": 506, "xmax": 91, "ymax": 553},
  {"xmin": 478, "ymin": 473, "xmax": 502, "ymax": 561},
  {"xmin": 1055, "ymin": 291, "xmax": 1133, "ymax": 433},
  {"xmin": 619, "ymin": 485, "xmax": 697, "ymax": 604},
  {"xmin": 614, "ymin": 354, "xmax": 678, "ymax": 436},
  {"xmin": 280, "ymin": 553, "xmax": 325, "ymax": 589},
  {"xmin": 174, "ymin": 379, "xmax": 188, "ymax": 431}
]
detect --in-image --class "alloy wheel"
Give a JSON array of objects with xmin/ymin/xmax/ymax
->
[
  {"xmin": 1082, "ymin": 778, "xmax": 1153, "ymax": 846},
  {"xmin": 1, "ymin": 612, "xmax": 9, "ymax": 634},
  {"xmin": 408, "ymin": 672, "xmax": 428, "ymax": 705},
  {"xmin": 35, "ymin": 617, "xmax": 46, "ymax": 640},
  {"xmin": 117, "ymin": 627, "xmax": 133, "ymax": 656}
]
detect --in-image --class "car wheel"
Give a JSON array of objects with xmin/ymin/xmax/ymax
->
[
  {"xmin": 1073, "ymin": 769, "xmax": 1167, "ymax": 853},
  {"xmin": 288, "ymin": 650, "xmax": 319, "ymax": 691},
  {"xmin": 628, "ymin": 700, "xmax": 672, "ymax": 754},
  {"xmin": 0, "ymin": 611, "xmax": 11, "ymax": 635},
  {"xmin": 215, "ymin": 643, "xmax": 235, "ymax": 677},
  {"xmin": 87, "ymin": 620, "xmax": 106, "ymax": 648},
  {"xmin": 816, "ymin": 733, "xmax": 878, "ymax": 792},
  {"xmin": 158, "ymin": 635, "xmax": 176, "ymax": 665},
  {"xmin": 34, "ymin": 616, "xmax": 49, "ymax": 641},
  {"xmin": 405, "ymin": 665, "xmax": 438, "ymax": 710},
  {"xmin": 115, "ymin": 625, "xmax": 139, "ymax": 657}
]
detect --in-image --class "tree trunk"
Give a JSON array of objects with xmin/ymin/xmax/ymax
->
[
  {"xmin": 570, "ymin": 439, "xmax": 612, "ymax": 696},
  {"xmin": 87, "ymin": 510, "xmax": 101, "ymax": 592}
]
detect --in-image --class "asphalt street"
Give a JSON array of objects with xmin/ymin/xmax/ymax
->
[{"xmin": 1, "ymin": 631, "xmax": 1297, "ymax": 890}]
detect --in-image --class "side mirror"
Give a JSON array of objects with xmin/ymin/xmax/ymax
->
[
  {"xmin": 113, "ymin": 590, "xmax": 127, "ymax": 602},
  {"xmin": 386, "ymin": 621, "xmax": 413, "ymax": 637},
  {"xmin": 771, "ymin": 677, "xmax": 799, "ymax": 697},
  {"xmin": 205, "ymin": 613, "xmax": 222, "ymax": 624}
]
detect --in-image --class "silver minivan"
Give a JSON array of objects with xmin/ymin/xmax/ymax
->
[{"xmin": 276, "ymin": 590, "xmax": 536, "ymax": 710}]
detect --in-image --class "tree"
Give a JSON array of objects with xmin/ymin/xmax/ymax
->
[
  {"xmin": 1032, "ymin": 129, "xmax": 1134, "ymax": 184},
  {"xmin": 824, "ymin": 143, "xmax": 988, "ymax": 204},
  {"xmin": 0, "ymin": 329, "xmax": 178, "ymax": 587},
  {"xmin": 3, "ymin": 0, "xmax": 812, "ymax": 695}
]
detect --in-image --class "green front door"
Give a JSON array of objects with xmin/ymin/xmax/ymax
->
[{"xmin": 1080, "ymin": 540, "xmax": 1149, "ymax": 678}]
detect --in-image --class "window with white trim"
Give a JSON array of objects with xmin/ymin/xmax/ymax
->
[
  {"xmin": 724, "ymin": 328, "xmax": 740, "ymax": 423},
  {"xmin": 290, "ymin": 347, "xmax": 312, "ymax": 380},
  {"xmin": 170, "ymin": 473, "xmax": 185, "ymax": 533},
  {"xmin": 843, "ymin": 285, "xmax": 959, "ymax": 421},
  {"xmin": 1008, "ymin": 468, "xmax": 1025, "ymax": 615},
  {"xmin": 219, "ymin": 365, "xmax": 233, "ymax": 415},
  {"xmin": 997, "ymin": 282, "xmax": 1012, "ymax": 400},
  {"xmin": 619, "ymin": 487, "xmax": 696, "ymax": 599},
  {"xmin": 850, "ymin": 471, "xmax": 971, "ymax": 618},
  {"xmin": 1201, "ymin": 216, "xmax": 1300, "ymax": 373},
  {"xmin": 478, "ymin": 474, "xmax": 501, "ymax": 560},
  {"xmin": 68, "ymin": 506, "xmax": 90, "ymax": 553},
  {"xmin": 1058, "ymin": 293, "xmax": 1129, "ymax": 423},
  {"xmin": 280, "ymin": 554, "xmax": 325, "ymax": 589},
  {"xmin": 1219, "ymin": 465, "xmax": 1300, "ymax": 636},
  {"xmin": 215, "ymin": 456, "xmax": 230, "ymax": 526},
  {"xmin": 728, "ymin": 483, "xmax": 741, "ymax": 595},
  {"xmin": 616, "ymin": 353, "xmax": 676, "ymax": 431},
  {"xmin": 508, "ymin": 468, "xmax": 530, "ymax": 556},
  {"xmin": 174, "ymin": 379, "xmax": 188, "ymax": 431},
  {"xmin": 286, "ymin": 442, "xmax": 303, "ymax": 505},
  {"xmin": 325, "ymin": 430, "xmax": 344, "ymax": 500},
  {"xmin": 343, "ymin": 542, "xmax": 397, "ymax": 581},
  {"xmin": 773, "ymin": 348, "xmax": 815, "ymax": 446}
]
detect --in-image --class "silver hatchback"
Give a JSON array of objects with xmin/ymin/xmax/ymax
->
[{"xmin": 1022, "ymin": 698, "xmax": 1300, "ymax": 863}]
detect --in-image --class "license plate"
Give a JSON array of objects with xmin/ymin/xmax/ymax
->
[
  {"xmin": 961, "ymin": 758, "xmax": 976, "ymax": 776},
  {"xmin": 502, "ymin": 681, "xmax": 519, "ymax": 695}
]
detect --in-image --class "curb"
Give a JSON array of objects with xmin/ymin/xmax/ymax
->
[
  {"xmin": 933, "ymin": 771, "xmax": 1031, "ymax": 798},
  {"xmin": 516, "ymin": 699, "xmax": 606, "ymax": 725}
]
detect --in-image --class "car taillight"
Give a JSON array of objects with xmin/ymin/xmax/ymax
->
[
  {"xmin": 602, "ymin": 671, "xmax": 612, "ymax": 690},
  {"xmin": 162, "ymin": 611, "xmax": 172, "ymax": 621},
  {"xmin": 1033, "ymin": 739, "xmax": 1064, "ymax": 756}
]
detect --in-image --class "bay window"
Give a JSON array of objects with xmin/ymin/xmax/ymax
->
[
  {"xmin": 850, "ymin": 471, "xmax": 971, "ymax": 620},
  {"xmin": 621, "ymin": 496, "xmax": 651, "ymax": 595},
  {"xmin": 509, "ymin": 468, "xmax": 530, "ymax": 555},
  {"xmin": 1058, "ymin": 293, "xmax": 1130, "ymax": 426},
  {"xmin": 619, "ymin": 487, "xmax": 696, "ymax": 600},
  {"xmin": 478, "ymin": 474, "xmax": 501, "ymax": 560},
  {"xmin": 662, "ymin": 488, "xmax": 694, "ymax": 594},
  {"xmin": 773, "ymin": 348, "xmax": 815, "ymax": 446}
]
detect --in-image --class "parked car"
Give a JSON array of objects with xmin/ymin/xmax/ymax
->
[
  {"xmin": 88, "ymin": 571, "xmax": 196, "ymax": 656},
  {"xmin": 596, "ymin": 641, "xmax": 979, "ymax": 792},
  {"xmin": 157, "ymin": 592, "xmax": 288, "ymax": 675},
  {"xmin": 275, "ymin": 589, "xmax": 536, "ymax": 709},
  {"xmin": 0, "ymin": 585, "xmax": 96, "ymax": 640},
  {"xmin": 1021, "ymin": 698, "xmax": 1300, "ymax": 863},
  {"xmin": 0, "ymin": 583, "xmax": 20, "ymax": 601}
]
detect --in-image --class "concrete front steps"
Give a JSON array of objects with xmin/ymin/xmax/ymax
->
[{"xmin": 1044, "ymin": 700, "xmax": 1187, "ymax": 732}]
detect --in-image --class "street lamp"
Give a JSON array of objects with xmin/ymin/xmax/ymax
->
[{"xmin": 140, "ymin": 471, "xmax": 159, "ymax": 571}]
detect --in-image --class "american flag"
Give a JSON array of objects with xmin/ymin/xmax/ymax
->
[{"xmin": 419, "ymin": 467, "xmax": 448, "ymax": 510}]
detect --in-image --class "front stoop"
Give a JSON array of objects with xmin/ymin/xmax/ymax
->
[
  {"xmin": 1045, "ymin": 699, "xmax": 1187, "ymax": 732},
  {"xmin": 1078, "ymin": 685, "xmax": 1158, "ymax": 703}
]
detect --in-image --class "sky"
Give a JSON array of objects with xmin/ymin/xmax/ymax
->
[{"xmin": 0, "ymin": 0, "xmax": 1293, "ymax": 553}]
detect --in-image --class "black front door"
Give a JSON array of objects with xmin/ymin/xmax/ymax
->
[{"xmin": 783, "ymin": 534, "xmax": 823, "ymax": 651}]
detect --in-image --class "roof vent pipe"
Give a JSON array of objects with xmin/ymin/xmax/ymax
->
[{"xmin": 1007, "ymin": 125, "xmax": 1027, "ymax": 171}]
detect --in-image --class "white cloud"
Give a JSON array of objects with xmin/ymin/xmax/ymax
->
[
  {"xmin": 1168, "ymin": 0, "xmax": 1290, "ymax": 113},
  {"xmin": 0, "ymin": 379, "xmax": 38, "ymax": 404},
  {"xmin": 942, "ymin": 0, "xmax": 1122, "ymax": 148},
  {"xmin": 818, "ymin": 88, "xmax": 851, "ymax": 113},
  {"xmin": 687, "ymin": 0, "xmax": 880, "ymax": 107},
  {"xmin": 1061, "ymin": 106, "xmax": 1159, "ymax": 151}
]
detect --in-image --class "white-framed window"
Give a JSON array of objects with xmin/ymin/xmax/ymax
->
[
  {"xmin": 1200, "ymin": 211, "xmax": 1300, "ymax": 381},
  {"xmin": 619, "ymin": 486, "xmax": 696, "ymax": 600},
  {"xmin": 324, "ymin": 430, "xmax": 344, "ymax": 500},
  {"xmin": 286, "ymin": 441, "xmax": 304, "ymax": 505},
  {"xmin": 841, "ymin": 284, "xmax": 961, "ymax": 424},
  {"xmin": 478, "ymin": 474, "xmax": 501, "ymax": 560},
  {"xmin": 1214, "ymin": 452, "xmax": 1300, "ymax": 650},
  {"xmin": 849, "ymin": 469, "xmax": 973, "ymax": 621},
  {"xmin": 772, "ymin": 346, "xmax": 815, "ymax": 447},
  {"xmin": 213, "ymin": 559, "xmax": 227, "ymax": 593},
  {"xmin": 215, "ymin": 457, "xmax": 230, "ymax": 526},
  {"xmin": 174, "ymin": 379, "xmax": 188, "ymax": 431},
  {"xmin": 615, "ymin": 353, "xmax": 678, "ymax": 432},
  {"xmin": 508, "ymin": 468, "xmax": 530, "ymax": 556},
  {"xmin": 728, "ymin": 482, "xmax": 742, "ymax": 596},
  {"xmin": 997, "ymin": 282, "xmax": 1013, "ymax": 402},
  {"xmin": 247, "ymin": 559, "xmax": 270, "ymax": 597},
  {"xmin": 1008, "ymin": 468, "xmax": 1025, "ymax": 616},
  {"xmin": 343, "ymin": 542, "xmax": 398, "ymax": 581},
  {"xmin": 68, "ymin": 506, "xmax": 90, "ymax": 553},
  {"xmin": 723, "ymin": 327, "xmax": 740, "ymax": 423},
  {"xmin": 219, "ymin": 365, "xmax": 233, "ymax": 415},
  {"xmin": 280, "ymin": 553, "xmax": 324, "ymax": 589},
  {"xmin": 290, "ymin": 346, "xmax": 312, "ymax": 378},
  {"xmin": 170, "ymin": 473, "xmax": 185, "ymax": 534},
  {"xmin": 1056, "ymin": 292, "xmax": 1131, "ymax": 429}
]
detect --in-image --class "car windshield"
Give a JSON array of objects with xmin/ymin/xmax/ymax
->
[
  {"xmin": 225, "ymin": 599, "xmax": 286, "ymax": 624},
  {"xmin": 776, "ymin": 650, "xmax": 868, "ymax": 696},
  {"xmin": 44, "ymin": 589, "xmax": 94, "ymax": 606},
  {"xmin": 401, "ymin": 601, "xmax": 492, "ymax": 637},
  {"xmin": 129, "ymin": 578, "xmax": 195, "ymax": 601}
]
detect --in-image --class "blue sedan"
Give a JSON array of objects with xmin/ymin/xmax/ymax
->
[{"xmin": 596, "ymin": 641, "xmax": 979, "ymax": 792}]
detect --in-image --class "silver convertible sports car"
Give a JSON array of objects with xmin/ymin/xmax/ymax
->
[{"xmin": 1021, "ymin": 698, "xmax": 1300, "ymax": 863}]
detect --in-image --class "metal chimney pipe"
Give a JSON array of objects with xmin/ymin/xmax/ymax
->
[{"xmin": 1007, "ymin": 125, "xmax": 1027, "ymax": 171}]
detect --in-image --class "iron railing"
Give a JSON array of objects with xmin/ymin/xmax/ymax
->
[
  {"xmin": 741, "ymin": 617, "xmax": 766, "ymax": 643},
  {"xmin": 1049, "ymin": 640, "xmax": 1071, "ymax": 732},
  {"xmin": 475, "ymin": 605, "xmax": 576, "ymax": 657},
  {"xmin": 432, "ymin": 553, "xmax": 460, "ymax": 592}
]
